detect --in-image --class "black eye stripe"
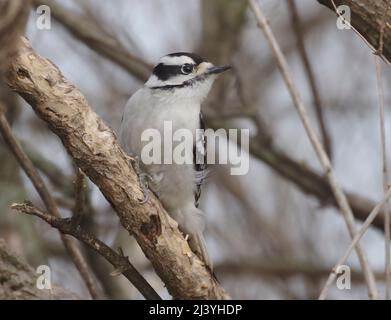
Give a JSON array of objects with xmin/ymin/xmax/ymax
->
[
  {"xmin": 152, "ymin": 63, "xmax": 181, "ymax": 81},
  {"xmin": 153, "ymin": 63, "xmax": 194, "ymax": 80}
]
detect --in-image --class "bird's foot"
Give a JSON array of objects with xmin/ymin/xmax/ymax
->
[
  {"xmin": 138, "ymin": 172, "xmax": 153, "ymax": 204},
  {"xmin": 129, "ymin": 155, "xmax": 152, "ymax": 204}
]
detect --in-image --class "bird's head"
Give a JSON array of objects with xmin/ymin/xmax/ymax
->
[{"xmin": 145, "ymin": 52, "xmax": 230, "ymax": 101}]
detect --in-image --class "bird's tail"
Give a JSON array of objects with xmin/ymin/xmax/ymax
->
[
  {"xmin": 188, "ymin": 230, "xmax": 212, "ymax": 270},
  {"xmin": 179, "ymin": 205, "xmax": 212, "ymax": 270}
]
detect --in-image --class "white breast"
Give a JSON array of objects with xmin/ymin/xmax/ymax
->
[
  {"xmin": 120, "ymin": 87, "xmax": 200, "ymax": 156},
  {"xmin": 120, "ymin": 86, "xmax": 201, "ymax": 212}
]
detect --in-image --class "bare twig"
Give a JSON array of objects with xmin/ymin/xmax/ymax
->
[
  {"xmin": 287, "ymin": 0, "xmax": 332, "ymax": 159},
  {"xmin": 31, "ymin": 0, "xmax": 151, "ymax": 82},
  {"xmin": 0, "ymin": 106, "xmax": 104, "ymax": 300},
  {"xmin": 375, "ymin": 55, "xmax": 391, "ymax": 299},
  {"xmin": 248, "ymin": 0, "xmax": 378, "ymax": 299},
  {"xmin": 11, "ymin": 202, "xmax": 161, "ymax": 300},
  {"xmin": 319, "ymin": 187, "xmax": 391, "ymax": 299}
]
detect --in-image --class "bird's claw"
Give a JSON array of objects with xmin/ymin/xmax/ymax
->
[
  {"xmin": 129, "ymin": 155, "xmax": 152, "ymax": 204},
  {"xmin": 138, "ymin": 173, "xmax": 152, "ymax": 204}
]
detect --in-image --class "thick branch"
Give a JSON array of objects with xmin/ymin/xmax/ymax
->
[{"xmin": 5, "ymin": 37, "xmax": 228, "ymax": 300}]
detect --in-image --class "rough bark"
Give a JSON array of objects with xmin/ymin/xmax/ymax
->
[
  {"xmin": 318, "ymin": 0, "xmax": 391, "ymax": 63},
  {"xmin": 0, "ymin": 239, "xmax": 79, "ymax": 299},
  {"xmin": 4, "ymin": 37, "xmax": 229, "ymax": 300}
]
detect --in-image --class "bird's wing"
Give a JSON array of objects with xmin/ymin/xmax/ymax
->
[
  {"xmin": 119, "ymin": 89, "xmax": 144, "ymax": 155},
  {"xmin": 194, "ymin": 112, "xmax": 207, "ymax": 207}
]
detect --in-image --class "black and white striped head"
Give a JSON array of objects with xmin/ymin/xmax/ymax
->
[{"xmin": 146, "ymin": 52, "xmax": 230, "ymax": 100}]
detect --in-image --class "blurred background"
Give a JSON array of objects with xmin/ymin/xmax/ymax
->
[{"xmin": 1, "ymin": 0, "xmax": 390, "ymax": 299}]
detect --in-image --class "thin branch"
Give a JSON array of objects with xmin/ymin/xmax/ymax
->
[
  {"xmin": 31, "ymin": 0, "xmax": 151, "ymax": 82},
  {"xmin": 375, "ymin": 55, "xmax": 391, "ymax": 300},
  {"xmin": 287, "ymin": 0, "xmax": 332, "ymax": 159},
  {"xmin": 11, "ymin": 202, "xmax": 161, "ymax": 300},
  {"xmin": 319, "ymin": 186, "xmax": 391, "ymax": 299},
  {"xmin": 72, "ymin": 168, "xmax": 87, "ymax": 226},
  {"xmin": 22, "ymin": 142, "xmax": 74, "ymax": 197},
  {"xmin": 248, "ymin": 0, "xmax": 378, "ymax": 299},
  {"xmin": 0, "ymin": 105, "xmax": 104, "ymax": 300},
  {"xmin": 207, "ymin": 118, "xmax": 391, "ymax": 232}
]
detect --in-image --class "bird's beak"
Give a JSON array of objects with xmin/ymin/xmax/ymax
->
[{"xmin": 206, "ymin": 65, "xmax": 231, "ymax": 75}]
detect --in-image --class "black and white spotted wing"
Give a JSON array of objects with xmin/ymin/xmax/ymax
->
[{"xmin": 194, "ymin": 112, "xmax": 207, "ymax": 207}]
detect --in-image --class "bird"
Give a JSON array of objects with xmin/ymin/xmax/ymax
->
[{"xmin": 119, "ymin": 52, "xmax": 230, "ymax": 269}]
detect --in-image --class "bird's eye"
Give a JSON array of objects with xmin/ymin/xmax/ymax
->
[{"xmin": 181, "ymin": 64, "xmax": 193, "ymax": 74}]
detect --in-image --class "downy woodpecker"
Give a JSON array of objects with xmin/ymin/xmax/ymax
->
[{"xmin": 120, "ymin": 52, "xmax": 230, "ymax": 269}]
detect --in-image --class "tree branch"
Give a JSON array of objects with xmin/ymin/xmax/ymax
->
[
  {"xmin": 0, "ymin": 105, "xmax": 104, "ymax": 299},
  {"xmin": 288, "ymin": 0, "xmax": 332, "ymax": 159},
  {"xmin": 31, "ymin": 0, "xmax": 151, "ymax": 82},
  {"xmin": 11, "ymin": 202, "xmax": 161, "ymax": 300},
  {"xmin": 248, "ymin": 0, "xmax": 378, "ymax": 299},
  {"xmin": 319, "ymin": 186, "xmax": 391, "ymax": 299},
  {"xmin": 375, "ymin": 55, "xmax": 391, "ymax": 299},
  {"xmin": 4, "ymin": 37, "xmax": 229, "ymax": 300},
  {"xmin": 317, "ymin": 0, "xmax": 391, "ymax": 64},
  {"xmin": 72, "ymin": 168, "xmax": 87, "ymax": 226},
  {"xmin": 206, "ymin": 119, "xmax": 391, "ymax": 233}
]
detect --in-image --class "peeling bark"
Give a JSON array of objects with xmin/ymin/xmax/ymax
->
[{"xmin": 5, "ymin": 37, "xmax": 229, "ymax": 300}]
